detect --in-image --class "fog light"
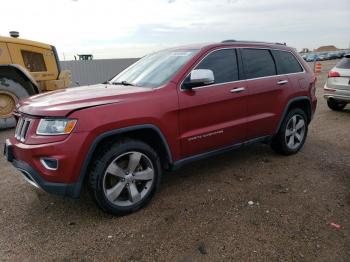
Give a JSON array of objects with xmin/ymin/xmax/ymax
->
[{"xmin": 40, "ymin": 158, "xmax": 58, "ymax": 170}]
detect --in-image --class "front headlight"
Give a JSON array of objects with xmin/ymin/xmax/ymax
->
[{"xmin": 36, "ymin": 119, "xmax": 77, "ymax": 135}]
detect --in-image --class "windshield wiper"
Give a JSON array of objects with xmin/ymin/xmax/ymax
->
[{"xmin": 112, "ymin": 81, "xmax": 136, "ymax": 86}]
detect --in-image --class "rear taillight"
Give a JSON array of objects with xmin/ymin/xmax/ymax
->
[{"xmin": 328, "ymin": 71, "xmax": 340, "ymax": 77}]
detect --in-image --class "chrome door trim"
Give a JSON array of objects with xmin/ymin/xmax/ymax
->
[
  {"xmin": 230, "ymin": 87, "xmax": 246, "ymax": 93},
  {"xmin": 277, "ymin": 80, "xmax": 289, "ymax": 85}
]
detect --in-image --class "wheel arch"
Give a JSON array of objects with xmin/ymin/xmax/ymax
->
[
  {"xmin": 275, "ymin": 96, "xmax": 312, "ymax": 134},
  {"xmin": 0, "ymin": 64, "xmax": 40, "ymax": 95},
  {"xmin": 74, "ymin": 125, "xmax": 173, "ymax": 197}
]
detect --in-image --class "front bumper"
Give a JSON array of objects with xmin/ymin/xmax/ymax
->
[{"xmin": 3, "ymin": 138, "xmax": 82, "ymax": 198}]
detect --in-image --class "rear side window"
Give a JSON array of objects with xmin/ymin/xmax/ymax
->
[
  {"xmin": 336, "ymin": 57, "xmax": 350, "ymax": 69},
  {"xmin": 272, "ymin": 50, "xmax": 303, "ymax": 74},
  {"xmin": 241, "ymin": 49, "xmax": 276, "ymax": 79},
  {"xmin": 21, "ymin": 50, "xmax": 47, "ymax": 72},
  {"xmin": 195, "ymin": 49, "xmax": 239, "ymax": 84}
]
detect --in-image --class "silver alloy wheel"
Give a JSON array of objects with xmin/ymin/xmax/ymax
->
[
  {"xmin": 285, "ymin": 114, "xmax": 306, "ymax": 150},
  {"xmin": 103, "ymin": 151, "xmax": 154, "ymax": 207}
]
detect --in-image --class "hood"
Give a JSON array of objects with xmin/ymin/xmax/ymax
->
[{"xmin": 18, "ymin": 84, "xmax": 151, "ymax": 117}]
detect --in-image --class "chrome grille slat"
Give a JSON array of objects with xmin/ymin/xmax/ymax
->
[
  {"xmin": 15, "ymin": 118, "xmax": 24, "ymax": 139},
  {"xmin": 20, "ymin": 121, "xmax": 30, "ymax": 142},
  {"xmin": 15, "ymin": 117, "xmax": 31, "ymax": 142}
]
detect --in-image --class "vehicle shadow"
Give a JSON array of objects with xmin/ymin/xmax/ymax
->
[{"xmin": 22, "ymin": 142, "xmax": 275, "ymax": 222}]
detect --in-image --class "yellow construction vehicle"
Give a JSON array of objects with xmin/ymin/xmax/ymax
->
[{"xmin": 0, "ymin": 31, "xmax": 71, "ymax": 128}]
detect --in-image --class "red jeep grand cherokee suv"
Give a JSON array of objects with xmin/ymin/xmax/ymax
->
[{"xmin": 4, "ymin": 40, "xmax": 317, "ymax": 215}]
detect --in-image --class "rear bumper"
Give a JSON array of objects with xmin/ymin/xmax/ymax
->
[
  {"xmin": 324, "ymin": 94, "xmax": 350, "ymax": 103},
  {"xmin": 324, "ymin": 81, "xmax": 350, "ymax": 103},
  {"xmin": 324, "ymin": 85, "xmax": 350, "ymax": 103},
  {"xmin": 3, "ymin": 138, "xmax": 81, "ymax": 198}
]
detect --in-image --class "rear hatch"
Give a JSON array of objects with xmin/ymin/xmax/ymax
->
[{"xmin": 327, "ymin": 57, "xmax": 350, "ymax": 90}]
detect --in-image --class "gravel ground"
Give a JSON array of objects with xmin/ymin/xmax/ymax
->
[{"xmin": 0, "ymin": 59, "xmax": 349, "ymax": 261}]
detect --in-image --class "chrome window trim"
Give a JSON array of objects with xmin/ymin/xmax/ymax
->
[
  {"xmin": 18, "ymin": 168, "xmax": 40, "ymax": 188},
  {"xmin": 40, "ymin": 158, "xmax": 59, "ymax": 171},
  {"xmin": 180, "ymin": 47, "xmax": 305, "ymax": 91}
]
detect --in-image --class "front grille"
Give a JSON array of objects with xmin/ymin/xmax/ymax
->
[{"xmin": 15, "ymin": 118, "xmax": 31, "ymax": 142}]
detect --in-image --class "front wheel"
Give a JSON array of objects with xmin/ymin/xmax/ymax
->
[
  {"xmin": 327, "ymin": 99, "xmax": 346, "ymax": 111},
  {"xmin": 88, "ymin": 139, "xmax": 161, "ymax": 215},
  {"xmin": 271, "ymin": 108, "xmax": 308, "ymax": 155}
]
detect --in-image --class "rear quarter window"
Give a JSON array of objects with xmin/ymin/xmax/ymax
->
[
  {"xmin": 336, "ymin": 58, "xmax": 350, "ymax": 69},
  {"xmin": 272, "ymin": 50, "xmax": 303, "ymax": 74},
  {"xmin": 241, "ymin": 49, "xmax": 276, "ymax": 79}
]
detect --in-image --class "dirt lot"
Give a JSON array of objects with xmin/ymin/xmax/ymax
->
[{"xmin": 0, "ymin": 59, "xmax": 349, "ymax": 261}]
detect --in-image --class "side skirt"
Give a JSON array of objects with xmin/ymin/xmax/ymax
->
[{"xmin": 170, "ymin": 135, "xmax": 272, "ymax": 170}]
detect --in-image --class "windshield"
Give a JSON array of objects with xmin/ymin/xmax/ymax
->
[{"xmin": 111, "ymin": 49, "xmax": 199, "ymax": 88}]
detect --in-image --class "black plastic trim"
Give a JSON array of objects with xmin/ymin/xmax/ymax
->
[
  {"xmin": 11, "ymin": 159, "xmax": 80, "ymax": 198},
  {"xmin": 275, "ymin": 96, "xmax": 312, "ymax": 134},
  {"xmin": 4, "ymin": 139, "xmax": 14, "ymax": 162},
  {"xmin": 236, "ymin": 48, "xmax": 245, "ymax": 81},
  {"xmin": 73, "ymin": 124, "xmax": 173, "ymax": 196},
  {"xmin": 171, "ymin": 135, "xmax": 272, "ymax": 170},
  {"xmin": 51, "ymin": 45, "xmax": 61, "ymax": 77}
]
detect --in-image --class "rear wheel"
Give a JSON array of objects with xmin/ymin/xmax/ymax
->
[
  {"xmin": 271, "ymin": 108, "xmax": 308, "ymax": 155},
  {"xmin": 0, "ymin": 78, "xmax": 30, "ymax": 129},
  {"xmin": 88, "ymin": 139, "xmax": 161, "ymax": 215},
  {"xmin": 327, "ymin": 99, "xmax": 346, "ymax": 111}
]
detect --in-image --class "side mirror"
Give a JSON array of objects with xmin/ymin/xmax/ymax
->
[{"xmin": 182, "ymin": 69, "xmax": 215, "ymax": 90}]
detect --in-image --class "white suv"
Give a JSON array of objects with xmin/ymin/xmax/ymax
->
[{"xmin": 324, "ymin": 54, "xmax": 350, "ymax": 111}]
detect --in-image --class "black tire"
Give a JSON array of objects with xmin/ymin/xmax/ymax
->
[
  {"xmin": 271, "ymin": 108, "xmax": 308, "ymax": 155},
  {"xmin": 88, "ymin": 139, "xmax": 161, "ymax": 215},
  {"xmin": 327, "ymin": 99, "xmax": 346, "ymax": 111},
  {"xmin": 0, "ymin": 78, "xmax": 30, "ymax": 129}
]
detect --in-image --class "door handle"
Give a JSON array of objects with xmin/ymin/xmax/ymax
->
[
  {"xmin": 277, "ymin": 80, "xmax": 288, "ymax": 85},
  {"xmin": 230, "ymin": 87, "xmax": 246, "ymax": 93}
]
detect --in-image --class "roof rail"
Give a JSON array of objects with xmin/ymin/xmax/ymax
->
[
  {"xmin": 221, "ymin": 40, "xmax": 287, "ymax": 46},
  {"xmin": 221, "ymin": 39, "xmax": 236, "ymax": 43}
]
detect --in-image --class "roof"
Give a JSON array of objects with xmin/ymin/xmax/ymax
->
[
  {"xmin": 168, "ymin": 40, "xmax": 291, "ymax": 52},
  {"xmin": 0, "ymin": 36, "xmax": 52, "ymax": 50}
]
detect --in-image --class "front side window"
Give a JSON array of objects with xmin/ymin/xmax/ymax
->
[
  {"xmin": 194, "ymin": 49, "xmax": 239, "ymax": 84},
  {"xmin": 111, "ymin": 49, "xmax": 199, "ymax": 88},
  {"xmin": 241, "ymin": 49, "xmax": 276, "ymax": 79},
  {"xmin": 21, "ymin": 50, "xmax": 47, "ymax": 72},
  {"xmin": 272, "ymin": 50, "xmax": 303, "ymax": 74}
]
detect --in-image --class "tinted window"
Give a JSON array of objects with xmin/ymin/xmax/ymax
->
[
  {"xmin": 194, "ymin": 49, "xmax": 239, "ymax": 84},
  {"xmin": 241, "ymin": 49, "xmax": 276, "ymax": 79},
  {"xmin": 21, "ymin": 50, "xmax": 47, "ymax": 72},
  {"xmin": 336, "ymin": 57, "xmax": 350, "ymax": 69},
  {"xmin": 272, "ymin": 50, "xmax": 303, "ymax": 74}
]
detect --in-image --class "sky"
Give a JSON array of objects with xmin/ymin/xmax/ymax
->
[{"xmin": 1, "ymin": 0, "xmax": 349, "ymax": 60}]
